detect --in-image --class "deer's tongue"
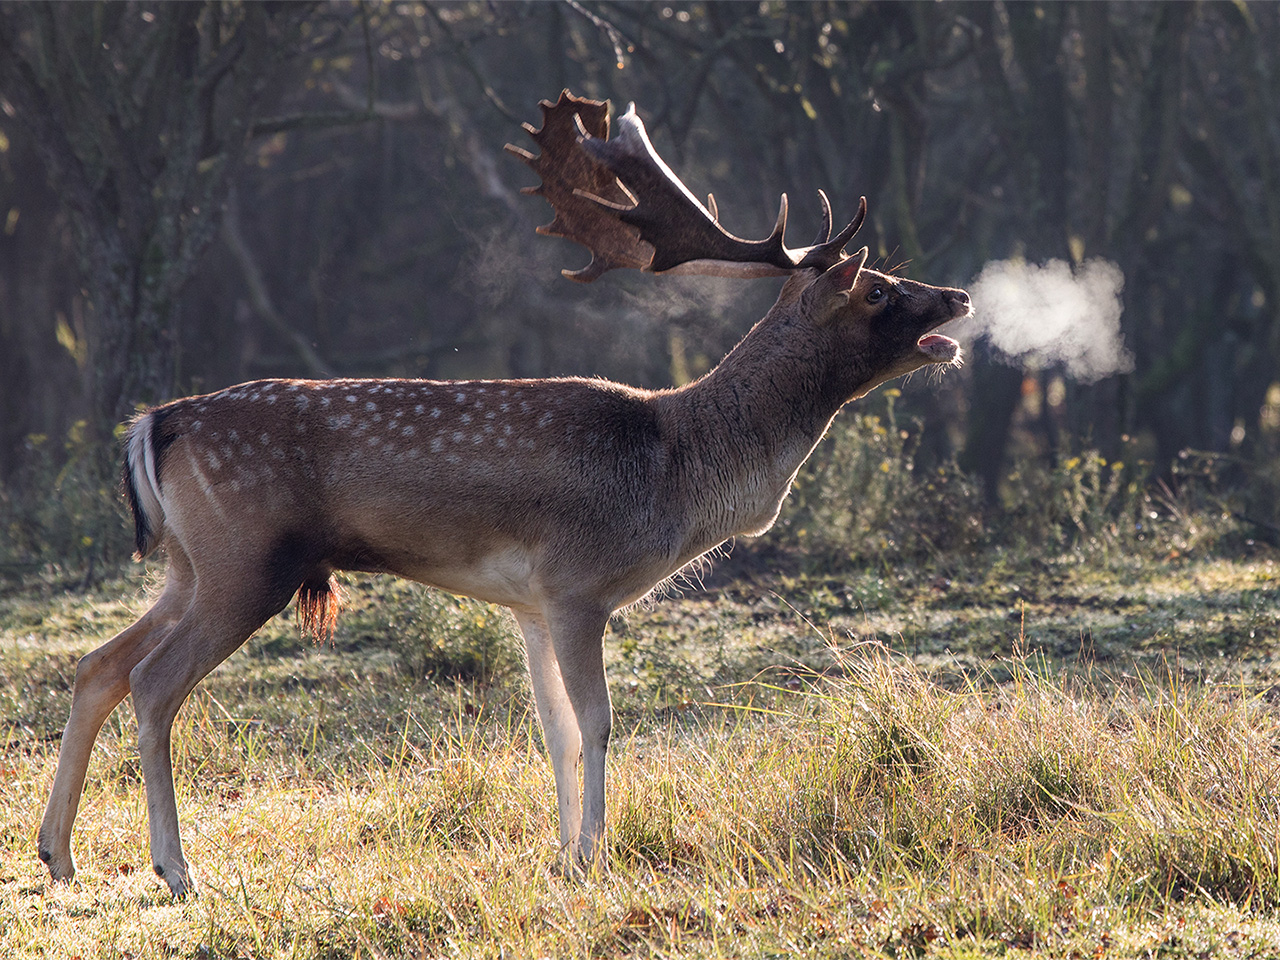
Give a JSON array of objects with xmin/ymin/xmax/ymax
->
[{"xmin": 917, "ymin": 333, "xmax": 960, "ymax": 362}]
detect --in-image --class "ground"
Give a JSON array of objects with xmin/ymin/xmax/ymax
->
[{"xmin": 1, "ymin": 540, "xmax": 1278, "ymax": 958}]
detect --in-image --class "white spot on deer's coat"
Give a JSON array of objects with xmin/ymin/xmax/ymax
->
[
  {"xmin": 365, "ymin": 401, "xmax": 376, "ymax": 412},
  {"xmin": 347, "ymin": 394, "xmax": 358, "ymax": 403},
  {"xmin": 460, "ymin": 413, "xmax": 472, "ymax": 424},
  {"xmin": 328, "ymin": 414, "xmax": 353, "ymax": 430},
  {"xmin": 452, "ymin": 431, "xmax": 463, "ymax": 443},
  {"xmin": 415, "ymin": 404, "xmax": 425, "ymax": 414},
  {"xmin": 431, "ymin": 437, "xmax": 443, "ymax": 453},
  {"xmin": 192, "ymin": 420, "xmax": 203, "ymax": 432},
  {"xmin": 455, "ymin": 392, "xmax": 466, "ymax": 403},
  {"xmin": 206, "ymin": 451, "xmax": 221, "ymax": 471},
  {"xmin": 537, "ymin": 412, "xmax": 553, "ymax": 428},
  {"xmin": 321, "ymin": 396, "xmax": 331, "ymax": 407},
  {"xmin": 403, "ymin": 425, "xmax": 415, "ymax": 437},
  {"xmin": 431, "ymin": 408, "xmax": 441, "ymax": 418}
]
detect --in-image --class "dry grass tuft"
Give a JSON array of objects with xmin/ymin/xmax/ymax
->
[{"xmin": 4, "ymin": 568, "xmax": 1280, "ymax": 957}]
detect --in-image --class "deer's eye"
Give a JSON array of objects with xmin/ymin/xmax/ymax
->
[{"xmin": 866, "ymin": 285, "xmax": 886, "ymax": 304}]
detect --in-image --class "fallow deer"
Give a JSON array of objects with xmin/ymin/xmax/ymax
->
[{"xmin": 38, "ymin": 91, "xmax": 970, "ymax": 896}]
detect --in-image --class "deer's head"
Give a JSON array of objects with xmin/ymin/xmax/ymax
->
[{"xmin": 784, "ymin": 245, "xmax": 971, "ymax": 402}]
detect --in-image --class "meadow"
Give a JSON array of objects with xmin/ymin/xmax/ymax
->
[{"xmin": 3, "ymin": 417, "xmax": 1279, "ymax": 959}]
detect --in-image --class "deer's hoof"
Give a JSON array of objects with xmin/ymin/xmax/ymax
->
[
  {"xmin": 37, "ymin": 833, "xmax": 76, "ymax": 883},
  {"xmin": 155, "ymin": 860, "xmax": 198, "ymax": 898}
]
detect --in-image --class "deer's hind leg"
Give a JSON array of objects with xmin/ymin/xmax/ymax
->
[
  {"xmin": 38, "ymin": 554, "xmax": 194, "ymax": 884},
  {"xmin": 128, "ymin": 550, "xmax": 309, "ymax": 897}
]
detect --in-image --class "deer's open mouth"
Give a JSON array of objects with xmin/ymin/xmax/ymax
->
[{"xmin": 918, "ymin": 332, "xmax": 961, "ymax": 363}]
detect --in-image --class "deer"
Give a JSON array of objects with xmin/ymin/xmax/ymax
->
[{"xmin": 37, "ymin": 90, "xmax": 970, "ymax": 897}]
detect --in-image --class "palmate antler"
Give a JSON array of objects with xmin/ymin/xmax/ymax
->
[{"xmin": 505, "ymin": 89, "xmax": 866, "ymax": 282}]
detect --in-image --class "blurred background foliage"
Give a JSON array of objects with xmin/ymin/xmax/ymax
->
[{"xmin": 1, "ymin": 1, "xmax": 1278, "ymax": 576}]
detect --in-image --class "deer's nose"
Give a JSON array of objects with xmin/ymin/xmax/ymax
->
[{"xmin": 945, "ymin": 288, "xmax": 972, "ymax": 315}]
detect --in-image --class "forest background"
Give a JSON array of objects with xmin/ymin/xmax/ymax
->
[
  {"xmin": 1, "ymin": 0, "xmax": 1279, "ymax": 571},
  {"xmin": 4, "ymin": 4, "xmax": 1280, "ymax": 957}
]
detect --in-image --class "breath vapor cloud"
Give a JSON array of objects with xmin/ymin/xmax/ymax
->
[{"xmin": 958, "ymin": 258, "xmax": 1133, "ymax": 383}]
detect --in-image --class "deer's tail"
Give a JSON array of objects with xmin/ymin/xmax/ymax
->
[{"xmin": 123, "ymin": 412, "xmax": 166, "ymax": 560}]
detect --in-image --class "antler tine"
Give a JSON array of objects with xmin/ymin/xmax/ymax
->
[
  {"xmin": 811, "ymin": 189, "xmax": 834, "ymax": 247},
  {"xmin": 795, "ymin": 196, "xmax": 868, "ymax": 272},
  {"xmin": 830, "ymin": 196, "xmax": 868, "ymax": 251},
  {"xmin": 768, "ymin": 193, "xmax": 789, "ymax": 250}
]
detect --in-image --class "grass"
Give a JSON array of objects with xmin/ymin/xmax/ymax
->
[
  {"xmin": 2, "ymin": 416, "xmax": 1280, "ymax": 956},
  {"xmin": 1, "ymin": 534, "xmax": 1279, "ymax": 958}
]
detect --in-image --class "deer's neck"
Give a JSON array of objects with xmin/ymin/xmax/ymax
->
[{"xmin": 657, "ymin": 311, "xmax": 856, "ymax": 552}]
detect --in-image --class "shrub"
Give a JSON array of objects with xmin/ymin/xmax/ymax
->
[
  {"xmin": 393, "ymin": 588, "xmax": 523, "ymax": 688},
  {"xmin": 782, "ymin": 390, "xmax": 985, "ymax": 569},
  {"xmin": 0, "ymin": 423, "xmax": 132, "ymax": 580},
  {"xmin": 783, "ymin": 397, "xmax": 1254, "ymax": 572}
]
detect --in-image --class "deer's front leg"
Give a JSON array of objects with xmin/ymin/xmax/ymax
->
[
  {"xmin": 545, "ymin": 604, "xmax": 612, "ymax": 867},
  {"xmin": 514, "ymin": 610, "xmax": 583, "ymax": 856}
]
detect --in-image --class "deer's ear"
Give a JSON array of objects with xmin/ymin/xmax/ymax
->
[{"xmin": 806, "ymin": 246, "xmax": 869, "ymax": 318}]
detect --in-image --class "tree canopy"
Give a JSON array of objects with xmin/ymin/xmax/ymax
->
[{"xmin": 2, "ymin": 1, "xmax": 1278, "ymax": 522}]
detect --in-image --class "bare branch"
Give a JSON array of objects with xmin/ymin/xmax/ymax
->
[
  {"xmin": 247, "ymin": 109, "xmax": 383, "ymax": 139},
  {"xmin": 221, "ymin": 186, "xmax": 334, "ymax": 378}
]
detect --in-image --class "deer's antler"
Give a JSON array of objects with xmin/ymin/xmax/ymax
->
[
  {"xmin": 504, "ymin": 90, "xmax": 653, "ymax": 282},
  {"xmin": 506, "ymin": 90, "xmax": 865, "ymax": 282}
]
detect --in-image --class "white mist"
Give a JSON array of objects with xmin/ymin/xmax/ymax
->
[{"xmin": 956, "ymin": 258, "xmax": 1133, "ymax": 382}]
